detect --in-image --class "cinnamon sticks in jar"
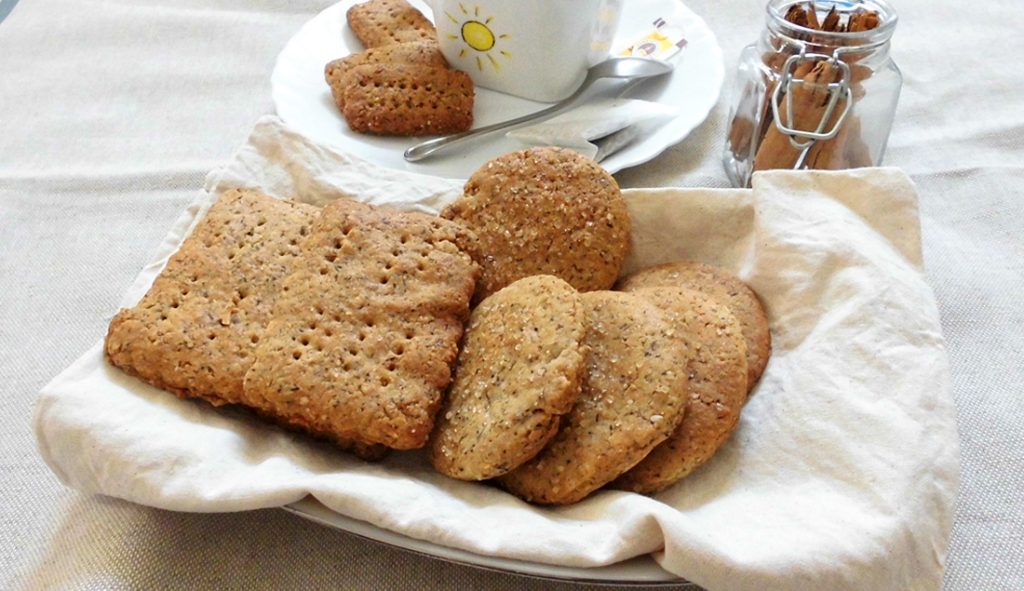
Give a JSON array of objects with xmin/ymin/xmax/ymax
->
[{"xmin": 723, "ymin": 1, "xmax": 898, "ymax": 186}]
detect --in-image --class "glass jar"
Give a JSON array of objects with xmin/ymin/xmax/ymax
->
[{"xmin": 723, "ymin": 0, "xmax": 901, "ymax": 187}]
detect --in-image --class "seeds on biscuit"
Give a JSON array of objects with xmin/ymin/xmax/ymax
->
[
  {"xmin": 441, "ymin": 147, "xmax": 630, "ymax": 301},
  {"xmin": 497, "ymin": 291, "xmax": 689, "ymax": 505},
  {"xmin": 341, "ymin": 64, "xmax": 474, "ymax": 136},
  {"xmin": 104, "ymin": 192, "xmax": 395, "ymax": 460},
  {"xmin": 429, "ymin": 275, "xmax": 586, "ymax": 481},
  {"xmin": 242, "ymin": 199, "xmax": 479, "ymax": 451},
  {"xmin": 619, "ymin": 261, "xmax": 771, "ymax": 392},
  {"xmin": 610, "ymin": 287, "xmax": 748, "ymax": 494},
  {"xmin": 346, "ymin": 0, "xmax": 436, "ymax": 49},
  {"xmin": 104, "ymin": 189, "xmax": 319, "ymax": 408}
]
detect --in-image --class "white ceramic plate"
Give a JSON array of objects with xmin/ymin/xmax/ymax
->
[
  {"xmin": 285, "ymin": 497, "xmax": 696, "ymax": 586},
  {"xmin": 271, "ymin": 0, "xmax": 724, "ymax": 179}
]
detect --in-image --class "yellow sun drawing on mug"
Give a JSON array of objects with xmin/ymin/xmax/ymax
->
[{"xmin": 445, "ymin": 3, "xmax": 511, "ymax": 72}]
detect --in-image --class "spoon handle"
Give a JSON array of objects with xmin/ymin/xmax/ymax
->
[{"xmin": 403, "ymin": 79, "xmax": 593, "ymax": 163}]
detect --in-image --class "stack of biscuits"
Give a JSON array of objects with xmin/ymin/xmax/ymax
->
[
  {"xmin": 324, "ymin": 0, "xmax": 474, "ymax": 136},
  {"xmin": 429, "ymin": 147, "xmax": 771, "ymax": 503},
  {"xmin": 105, "ymin": 191, "xmax": 480, "ymax": 459},
  {"xmin": 104, "ymin": 146, "xmax": 770, "ymax": 505}
]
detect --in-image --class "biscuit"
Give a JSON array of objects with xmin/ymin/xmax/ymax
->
[
  {"xmin": 341, "ymin": 64, "xmax": 474, "ymax": 136},
  {"xmin": 346, "ymin": 0, "xmax": 436, "ymax": 48},
  {"xmin": 105, "ymin": 189, "xmax": 319, "ymax": 407},
  {"xmin": 104, "ymin": 191, "xmax": 389, "ymax": 460},
  {"xmin": 325, "ymin": 41, "xmax": 448, "ymax": 109},
  {"xmin": 497, "ymin": 291, "xmax": 689, "ymax": 505},
  {"xmin": 242, "ymin": 198, "xmax": 479, "ymax": 450},
  {"xmin": 619, "ymin": 261, "xmax": 771, "ymax": 391},
  {"xmin": 610, "ymin": 288, "xmax": 747, "ymax": 494},
  {"xmin": 441, "ymin": 147, "xmax": 630, "ymax": 301},
  {"xmin": 429, "ymin": 275, "xmax": 586, "ymax": 481}
]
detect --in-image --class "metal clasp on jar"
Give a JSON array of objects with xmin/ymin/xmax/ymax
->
[{"xmin": 770, "ymin": 46, "xmax": 855, "ymax": 169}]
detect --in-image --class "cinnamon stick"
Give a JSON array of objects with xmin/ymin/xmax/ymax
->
[
  {"xmin": 848, "ymin": 10, "xmax": 881, "ymax": 32},
  {"xmin": 821, "ymin": 6, "xmax": 841, "ymax": 32},
  {"xmin": 805, "ymin": 2, "xmax": 821, "ymax": 31},
  {"xmin": 804, "ymin": 92, "xmax": 851, "ymax": 169},
  {"xmin": 753, "ymin": 59, "xmax": 844, "ymax": 171},
  {"xmin": 785, "ymin": 5, "xmax": 811, "ymax": 29}
]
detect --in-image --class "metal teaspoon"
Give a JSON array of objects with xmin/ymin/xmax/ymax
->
[{"xmin": 402, "ymin": 57, "xmax": 674, "ymax": 163}]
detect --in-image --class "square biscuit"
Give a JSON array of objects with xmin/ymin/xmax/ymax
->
[
  {"xmin": 325, "ymin": 41, "xmax": 448, "ymax": 109},
  {"xmin": 242, "ymin": 198, "xmax": 479, "ymax": 450},
  {"xmin": 104, "ymin": 189, "xmax": 320, "ymax": 407},
  {"xmin": 346, "ymin": 0, "xmax": 436, "ymax": 48},
  {"xmin": 341, "ymin": 63, "xmax": 474, "ymax": 136}
]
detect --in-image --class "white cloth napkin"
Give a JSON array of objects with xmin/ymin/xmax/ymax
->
[{"xmin": 34, "ymin": 116, "xmax": 959, "ymax": 591}]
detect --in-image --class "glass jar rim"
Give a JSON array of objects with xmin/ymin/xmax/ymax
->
[{"xmin": 766, "ymin": 0, "xmax": 898, "ymax": 45}]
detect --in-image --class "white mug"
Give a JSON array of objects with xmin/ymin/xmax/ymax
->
[{"xmin": 427, "ymin": 0, "xmax": 623, "ymax": 103}]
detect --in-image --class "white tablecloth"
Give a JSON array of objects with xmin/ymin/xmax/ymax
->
[{"xmin": 2, "ymin": 1, "xmax": 1021, "ymax": 589}]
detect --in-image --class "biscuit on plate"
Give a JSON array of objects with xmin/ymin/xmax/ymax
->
[
  {"xmin": 429, "ymin": 275, "xmax": 586, "ymax": 481},
  {"xmin": 325, "ymin": 41, "xmax": 448, "ymax": 109},
  {"xmin": 441, "ymin": 147, "xmax": 630, "ymax": 301},
  {"xmin": 497, "ymin": 291, "xmax": 689, "ymax": 505},
  {"xmin": 610, "ymin": 287, "xmax": 748, "ymax": 494},
  {"xmin": 341, "ymin": 63, "xmax": 474, "ymax": 136},
  {"xmin": 104, "ymin": 189, "xmax": 318, "ymax": 408},
  {"xmin": 242, "ymin": 198, "xmax": 479, "ymax": 451},
  {"xmin": 619, "ymin": 261, "xmax": 771, "ymax": 391},
  {"xmin": 347, "ymin": 0, "xmax": 436, "ymax": 48}
]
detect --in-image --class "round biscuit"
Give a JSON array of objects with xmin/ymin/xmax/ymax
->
[
  {"xmin": 497, "ymin": 291, "xmax": 689, "ymax": 505},
  {"xmin": 440, "ymin": 147, "xmax": 630, "ymax": 301},
  {"xmin": 428, "ymin": 275, "xmax": 586, "ymax": 480},
  {"xmin": 619, "ymin": 261, "xmax": 771, "ymax": 391},
  {"xmin": 610, "ymin": 287, "xmax": 748, "ymax": 494}
]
